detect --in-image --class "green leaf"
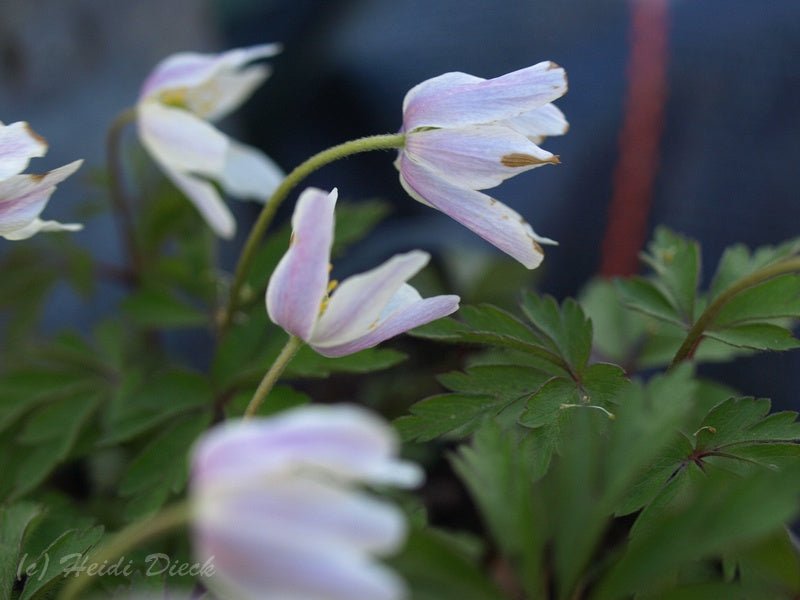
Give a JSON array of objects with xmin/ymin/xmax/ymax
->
[
  {"xmin": 13, "ymin": 391, "xmax": 104, "ymax": 498},
  {"xmin": 520, "ymin": 294, "xmax": 592, "ymax": 372},
  {"xmin": 18, "ymin": 525, "xmax": 104, "ymax": 600},
  {"xmin": 580, "ymin": 278, "xmax": 647, "ymax": 364},
  {"xmin": 615, "ymin": 277, "xmax": 686, "ymax": 326},
  {"xmin": 390, "ymin": 527, "xmax": 507, "ymax": 600},
  {"xmin": 593, "ymin": 466, "xmax": 800, "ymax": 600},
  {"xmin": 101, "ymin": 369, "xmax": 212, "ymax": 445},
  {"xmin": 119, "ymin": 413, "xmax": 211, "ymax": 520},
  {"xmin": 0, "ymin": 503, "xmax": 42, "ymax": 600},
  {"xmin": 395, "ymin": 394, "xmax": 503, "ymax": 442},
  {"xmin": 694, "ymin": 397, "xmax": 800, "ymax": 450},
  {"xmin": 121, "ymin": 287, "xmax": 208, "ymax": 329},
  {"xmin": 452, "ymin": 424, "xmax": 546, "ymax": 597},
  {"xmin": 704, "ymin": 323, "xmax": 800, "ymax": 351},
  {"xmin": 709, "ymin": 237, "xmax": 800, "ymax": 301},
  {"xmin": 639, "ymin": 227, "xmax": 701, "ymax": 321},
  {"xmin": 287, "ymin": 345, "xmax": 407, "ymax": 378},
  {"xmin": 397, "ymin": 365, "xmax": 552, "ymax": 442},
  {"xmin": 713, "ymin": 274, "xmax": 800, "ymax": 326}
]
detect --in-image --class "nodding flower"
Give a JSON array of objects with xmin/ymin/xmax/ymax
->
[{"xmin": 395, "ymin": 62, "xmax": 568, "ymax": 269}]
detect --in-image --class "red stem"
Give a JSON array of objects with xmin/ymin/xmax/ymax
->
[{"xmin": 600, "ymin": 0, "xmax": 670, "ymax": 277}]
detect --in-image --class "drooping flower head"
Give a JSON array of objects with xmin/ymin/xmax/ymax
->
[
  {"xmin": 191, "ymin": 404, "xmax": 422, "ymax": 600},
  {"xmin": 137, "ymin": 45, "xmax": 284, "ymax": 239},
  {"xmin": 266, "ymin": 187, "xmax": 460, "ymax": 357},
  {"xmin": 0, "ymin": 121, "xmax": 82, "ymax": 240},
  {"xmin": 396, "ymin": 62, "xmax": 568, "ymax": 268}
]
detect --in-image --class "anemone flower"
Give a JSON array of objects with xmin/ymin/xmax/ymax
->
[
  {"xmin": 0, "ymin": 121, "xmax": 82, "ymax": 240},
  {"xmin": 137, "ymin": 45, "xmax": 284, "ymax": 238},
  {"xmin": 191, "ymin": 404, "xmax": 423, "ymax": 600},
  {"xmin": 266, "ymin": 187, "xmax": 460, "ymax": 357},
  {"xmin": 396, "ymin": 61, "xmax": 568, "ymax": 268}
]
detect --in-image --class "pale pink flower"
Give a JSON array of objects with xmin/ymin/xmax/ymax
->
[
  {"xmin": 0, "ymin": 121, "xmax": 82, "ymax": 240},
  {"xmin": 396, "ymin": 62, "xmax": 569, "ymax": 268},
  {"xmin": 191, "ymin": 404, "xmax": 423, "ymax": 600},
  {"xmin": 137, "ymin": 45, "xmax": 284, "ymax": 239},
  {"xmin": 266, "ymin": 187, "xmax": 460, "ymax": 357}
]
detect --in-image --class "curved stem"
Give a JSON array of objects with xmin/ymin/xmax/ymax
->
[
  {"xmin": 58, "ymin": 501, "xmax": 191, "ymax": 600},
  {"xmin": 106, "ymin": 107, "xmax": 142, "ymax": 280},
  {"xmin": 244, "ymin": 335, "xmax": 303, "ymax": 418},
  {"xmin": 220, "ymin": 133, "xmax": 406, "ymax": 332},
  {"xmin": 670, "ymin": 256, "xmax": 800, "ymax": 367}
]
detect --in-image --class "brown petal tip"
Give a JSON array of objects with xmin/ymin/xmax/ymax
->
[{"xmin": 501, "ymin": 153, "xmax": 560, "ymax": 168}]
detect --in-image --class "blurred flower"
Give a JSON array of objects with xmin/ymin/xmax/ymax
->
[
  {"xmin": 396, "ymin": 61, "xmax": 568, "ymax": 268},
  {"xmin": 0, "ymin": 121, "xmax": 82, "ymax": 240},
  {"xmin": 191, "ymin": 404, "xmax": 423, "ymax": 600},
  {"xmin": 137, "ymin": 45, "xmax": 284, "ymax": 239},
  {"xmin": 266, "ymin": 187, "xmax": 460, "ymax": 357}
]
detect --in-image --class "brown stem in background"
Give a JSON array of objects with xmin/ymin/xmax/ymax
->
[
  {"xmin": 600, "ymin": 0, "xmax": 670, "ymax": 277},
  {"xmin": 106, "ymin": 107, "xmax": 143, "ymax": 282}
]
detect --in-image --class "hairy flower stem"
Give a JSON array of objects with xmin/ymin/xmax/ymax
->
[
  {"xmin": 58, "ymin": 501, "xmax": 191, "ymax": 600},
  {"xmin": 220, "ymin": 133, "xmax": 406, "ymax": 332},
  {"xmin": 244, "ymin": 335, "xmax": 304, "ymax": 418},
  {"xmin": 670, "ymin": 256, "xmax": 800, "ymax": 368},
  {"xmin": 106, "ymin": 107, "xmax": 142, "ymax": 281}
]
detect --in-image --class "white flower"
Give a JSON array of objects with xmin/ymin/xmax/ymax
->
[
  {"xmin": 266, "ymin": 187, "xmax": 460, "ymax": 357},
  {"xmin": 396, "ymin": 62, "xmax": 568, "ymax": 268},
  {"xmin": 191, "ymin": 404, "xmax": 423, "ymax": 600},
  {"xmin": 137, "ymin": 45, "xmax": 284, "ymax": 238},
  {"xmin": 0, "ymin": 121, "xmax": 82, "ymax": 240}
]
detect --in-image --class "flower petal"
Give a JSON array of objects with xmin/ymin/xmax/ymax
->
[
  {"xmin": 0, "ymin": 160, "xmax": 82, "ymax": 236},
  {"xmin": 266, "ymin": 187, "xmax": 336, "ymax": 341},
  {"xmin": 503, "ymin": 103, "xmax": 569, "ymax": 144},
  {"xmin": 218, "ymin": 140, "xmax": 283, "ymax": 201},
  {"xmin": 139, "ymin": 44, "xmax": 280, "ymax": 103},
  {"xmin": 192, "ymin": 405, "xmax": 423, "ymax": 489},
  {"xmin": 198, "ymin": 478, "xmax": 406, "ymax": 555},
  {"xmin": 196, "ymin": 522, "xmax": 406, "ymax": 600},
  {"xmin": 311, "ymin": 251, "xmax": 429, "ymax": 348},
  {"xmin": 404, "ymin": 124, "xmax": 558, "ymax": 191},
  {"xmin": 162, "ymin": 165, "xmax": 235, "ymax": 238},
  {"xmin": 1, "ymin": 218, "xmax": 82, "ymax": 240},
  {"xmin": 398, "ymin": 154, "xmax": 553, "ymax": 269},
  {"xmin": 137, "ymin": 102, "xmax": 227, "ymax": 176},
  {"xmin": 187, "ymin": 63, "xmax": 272, "ymax": 121},
  {"xmin": 404, "ymin": 62, "xmax": 567, "ymax": 130},
  {"xmin": 0, "ymin": 121, "xmax": 47, "ymax": 179},
  {"xmin": 315, "ymin": 287, "xmax": 460, "ymax": 357}
]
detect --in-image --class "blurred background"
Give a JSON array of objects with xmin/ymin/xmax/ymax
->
[{"xmin": 1, "ymin": 0, "xmax": 799, "ymax": 406}]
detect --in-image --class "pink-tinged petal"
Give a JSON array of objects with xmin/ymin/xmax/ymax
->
[
  {"xmin": 139, "ymin": 44, "xmax": 280, "ymax": 102},
  {"xmin": 0, "ymin": 122, "xmax": 47, "ymax": 179},
  {"xmin": 503, "ymin": 103, "xmax": 569, "ymax": 144},
  {"xmin": 398, "ymin": 154, "xmax": 553, "ymax": 269},
  {"xmin": 401, "ymin": 71, "xmax": 482, "ymax": 122},
  {"xmin": 311, "ymin": 251, "xmax": 429, "ymax": 348},
  {"xmin": 137, "ymin": 103, "xmax": 227, "ymax": 176},
  {"xmin": 316, "ymin": 289, "xmax": 460, "ymax": 357},
  {"xmin": 192, "ymin": 405, "xmax": 423, "ymax": 489},
  {"xmin": 266, "ymin": 188, "xmax": 336, "ymax": 341},
  {"xmin": 0, "ymin": 160, "xmax": 82, "ymax": 236},
  {"xmin": 404, "ymin": 124, "xmax": 558, "ymax": 191},
  {"xmin": 218, "ymin": 140, "xmax": 283, "ymax": 200},
  {"xmin": 1, "ymin": 218, "xmax": 82, "ymax": 240},
  {"xmin": 162, "ymin": 165, "xmax": 235, "ymax": 238},
  {"xmin": 195, "ymin": 523, "xmax": 406, "ymax": 600},
  {"xmin": 187, "ymin": 63, "xmax": 272, "ymax": 121},
  {"xmin": 404, "ymin": 62, "xmax": 567, "ymax": 130},
  {"xmin": 198, "ymin": 479, "xmax": 406, "ymax": 555}
]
